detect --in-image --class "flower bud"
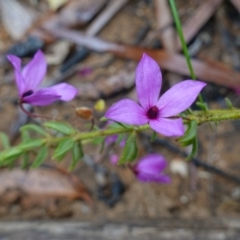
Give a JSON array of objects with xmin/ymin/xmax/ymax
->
[
  {"xmin": 94, "ymin": 99, "xmax": 106, "ymax": 112},
  {"xmin": 75, "ymin": 107, "xmax": 93, "ymax": 120}
]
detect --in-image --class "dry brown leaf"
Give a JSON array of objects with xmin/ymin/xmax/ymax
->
[
  {"xmin": 45, "ymin": 27, "xmax": 240, "ymax": 88},
  {"xmin": 0, "ymin": 0, "xmax": 38, "ymax": 40},
  {"xmin": 0, "ymin": 167, "xmax": 91, "ymax": 203},
  {"xmin": 45, "ymin": 41, "xmax": 71, "ymax": 65},
  {"xmin": 115, "ymin": 46, "xmax": 240, "ymax": 88},
  {"xmin": 86, "ymin": 0, "xmax": 129, "ymax": 36},
  {"xmin": 26, "ymin": 0, "xmax": 108, "ymax": 44},
  {"xmin": 50, "ymin": 0, "xmax": 107, "ymax": 28},
  {"xmin": 95, "ymin": 63, "xmax": 136, "ymax": 97},
  {"xmin": 154, "ymin": 0, "xmax": 182, "ymax": 86},
  {"xmin": 154, "ymin": 0, "xmax": 176, "ymax": 52}
]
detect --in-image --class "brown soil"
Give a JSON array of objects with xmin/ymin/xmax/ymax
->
[{"xmin": 0, "ymin": 0, "xmax": 240, "ymax": 222}]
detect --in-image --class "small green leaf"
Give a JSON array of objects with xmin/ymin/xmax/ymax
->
[
  {"xmin": 225, "ymin": 98, "xmax": 234, "ymax": 110},
  {"xmin": 118, "ymin": 132, "xmax": 138, "ymax": 164},
  {"xmin": 20, "ymin": 124, "xmax": 47, "ymax": 136},
  {"xmin": 0, "ymin": 132, "xmax": 10, "ymax": 149},
  {"xmin": 21, "ymin": 153, "xmax": 29, "ymax": 169},
  {"xmin": 100, "ymin": 116, "xmax": 108, "ymax": 121},
  {"xmin": 69, "ymin": 142, "xmax": 83, "ymax": 170},
  {"xmin": 3, "ymin": 156, "xmax": 18, "ymax": 168},
  {"xmin": 116, "ymin": 134, "xmax": 125, "ymax": 146},
  {"xmin": 196, "ymin": 102, "xmax": 208, "ymax": 111},
  {"xmin": 107, "ymin": 122, "xmax": 130, "ymax": 129},
  {"xmin": 115, "ymin": 122, "xmax": 129, "ymax": 129},
  {"xmin": 53, "ymin": 138, "xmax": 75, "ymax": 160},
  {"xmin": 178, "ymin": 120, "xmax": 197, "ymax": 145},
  {"xmin": 0, "ymin": 147, "xmax": 22, "ymax": 162},
  {"xmin": 186, "ymin": 108, "xmax": 193, "ymax": 114},
  {"xmin": 44, "ymin": 121, "xmax": 75, "ymax": 135},
  {"xmin": 21, "ymin": 130, "xmax": 31, "ymax": 143},
  {"xmin": 92, "ymin": 136, "xmax": 105, "ymax": 145},
  {"xmin": 99, "ymin": 140, "xmax": 105, "ymax": 153},
  {"xmin": 31, "ymin": 146, "xmax": 48, "ymax": 168},
  {"xmin": 107, "ymin": 123, "xmax": 124, "ymax": 129},
  {"xmin": 180, "ymin": 139, "xmax": 193, "ymax": 147},
  {"xmin": 150, "ymin": 131, "xmax": 157, "ymax": 142},
  {"xmin": 18, "ymin": 139, "xmax": 45, "ymax": 151},
  {"xmin": 186, "ymin": 137, "xmax": 198, "ymax": 160}
]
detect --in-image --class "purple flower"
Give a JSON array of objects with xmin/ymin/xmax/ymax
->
[
  {"xmin": 105, "ymin": 54, "xmax": 206, "ymax": 137},
  {"xmin": 105, "ymin": 121, "xmax": 126, "ymax": 147},
  {"xmin": 110, "ymin": 153, "xmax": 119, "ymax": 165},
  {"xmin": 105, "ymin": 135, "xmax": 126, "ymax": 148},
  {"xmin": 78, "ymin": 67, "xmax": 92, "ymax": 76},
  {"xmin": 7, "ymin": 50, "xmax": 78, "ymax": 106},
  {"xmin": 131, "ymin": 154, "xmax": 170, "ymax": 183}
]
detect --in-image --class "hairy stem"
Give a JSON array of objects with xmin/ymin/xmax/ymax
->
[
  {"xmin": 46, "ymin": 124, "xmax": 150, "ymax": 145},
  {"xmin": 43, "ymin": 109, "xmax": 240, "ymax": 144},
  {"xmin": 188, "ymin": 109, "xmax": 240, "ymax": 124}
]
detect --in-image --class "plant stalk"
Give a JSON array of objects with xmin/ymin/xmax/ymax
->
[{"xmin": 168, "ymin": 0, "xmax": 204, "ymax": 104}]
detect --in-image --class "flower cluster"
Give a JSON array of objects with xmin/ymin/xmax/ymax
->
[
  {"xmin": 7, "ymin": 50, "xmax": 78, "ymax": 106},
  {"xmin": 7, "ymin": 51, "xmax": 206, "ymax": 184}
]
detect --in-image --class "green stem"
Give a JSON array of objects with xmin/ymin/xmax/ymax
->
[
  {"xmin": 48, "ymin": 124, "xmax": 150, "ymax": 145},
  {"xmin": 168, "ymin": 0, "xmax": 204, "ymax": 104},
  {"xmin": 74, "ymin": 125, "xmax": 149, "ymax": 141},
  {"xmin": 2, "ymin": 109, "xmax": 240, "ymax": 163},
  {"xmin": 45, "ymin": 109, "xmax": 240, "ymax": 144},
  {"xmin": 188, "ymin": 109, "xmax": 240, "ymax": 124}
]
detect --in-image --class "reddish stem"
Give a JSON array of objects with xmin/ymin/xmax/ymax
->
[
  {"xmin": 19, "ymin": 103, "xmax": 59, "ymax": 120},
  {"xmin": 89, "ymin": 118, "xmax": 95, "ymax": 131}
]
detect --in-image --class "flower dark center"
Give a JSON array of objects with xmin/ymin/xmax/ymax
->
[
  {"xmin": 147, "ymin": 106, "xmax": 159, "ymax": 119},
  {"xmin": 22, "ymin": 90, "xmax": 33, "ymax": 98}
]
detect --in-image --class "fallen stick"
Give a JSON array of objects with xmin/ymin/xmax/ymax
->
[
  {"xmin": 176, "ymin": 0, "xmax": 223, "ymax": 50},
  {"xmin": 44, "ymin": 27, "xmax": 240, "ymax": 88}
]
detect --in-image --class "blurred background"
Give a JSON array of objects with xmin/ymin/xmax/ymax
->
[{"xmin": 1, "ymin": 0, "xmax": 240, "ymax": 239}]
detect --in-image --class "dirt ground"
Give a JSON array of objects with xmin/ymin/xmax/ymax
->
[{"xmin": 0, "ymin": 0, "xmax": 240, "ymax": 223}]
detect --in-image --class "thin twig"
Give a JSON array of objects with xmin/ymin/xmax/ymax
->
[{"xmin": 19, "ymin": 103, "xmax": 60, "ymax": 121}]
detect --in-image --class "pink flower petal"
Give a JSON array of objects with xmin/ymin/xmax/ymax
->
[
  {"xmin": 22, "ymin": 50, "xmax": 47, "ymax": 91},
  {"xmin": 7, "ymin": 55, "xmax": 26, "ymax": 96},
  {"xmin": 149, "ymin": 118, "xmax": 184, "ymax": 137},
  {"xmin": 110, "ymin": 154, "xmax": 119, "ymax": 165},
  {"xmin": 23, "ymin": 88, "xmax": 61, "ymax": 106},
  {"xmin": 105, "ymin": 99, "xmax": 148, "ymax": 125},
  {"xmin": 136, "ymin": 54, "xmax": 162, "ymax": 110},
  {"xmin": 157, "ymin": 80, "xmax": 206, "ymax": 117},
  {"xmin": 105, "ymin": 135, "xmax": 118, "ymax": 145},
  {"xmin": 136, "ymin": 172, "xmax": 170, "ymax": 183},
  {"xmin": 78, "ymin": 67, "xmax": 92, "ymax": 76},
  {"xmin": 48, "ymin": 83, "xmax": 78, "ymax": 101},
  {"xmin": 7, "ymin": 55, "xmax": 21, "ymax": 70},
  {"xmin": 135, "ymin": 154, "xmax": 167, "ymax": 174},
  {"xmin": 106, "ymin": 135, "xmax": 126, "ymax": 147},
  {"xmin": 134, "ymin": 154, "xmax": 170, "ymax": 183}
]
